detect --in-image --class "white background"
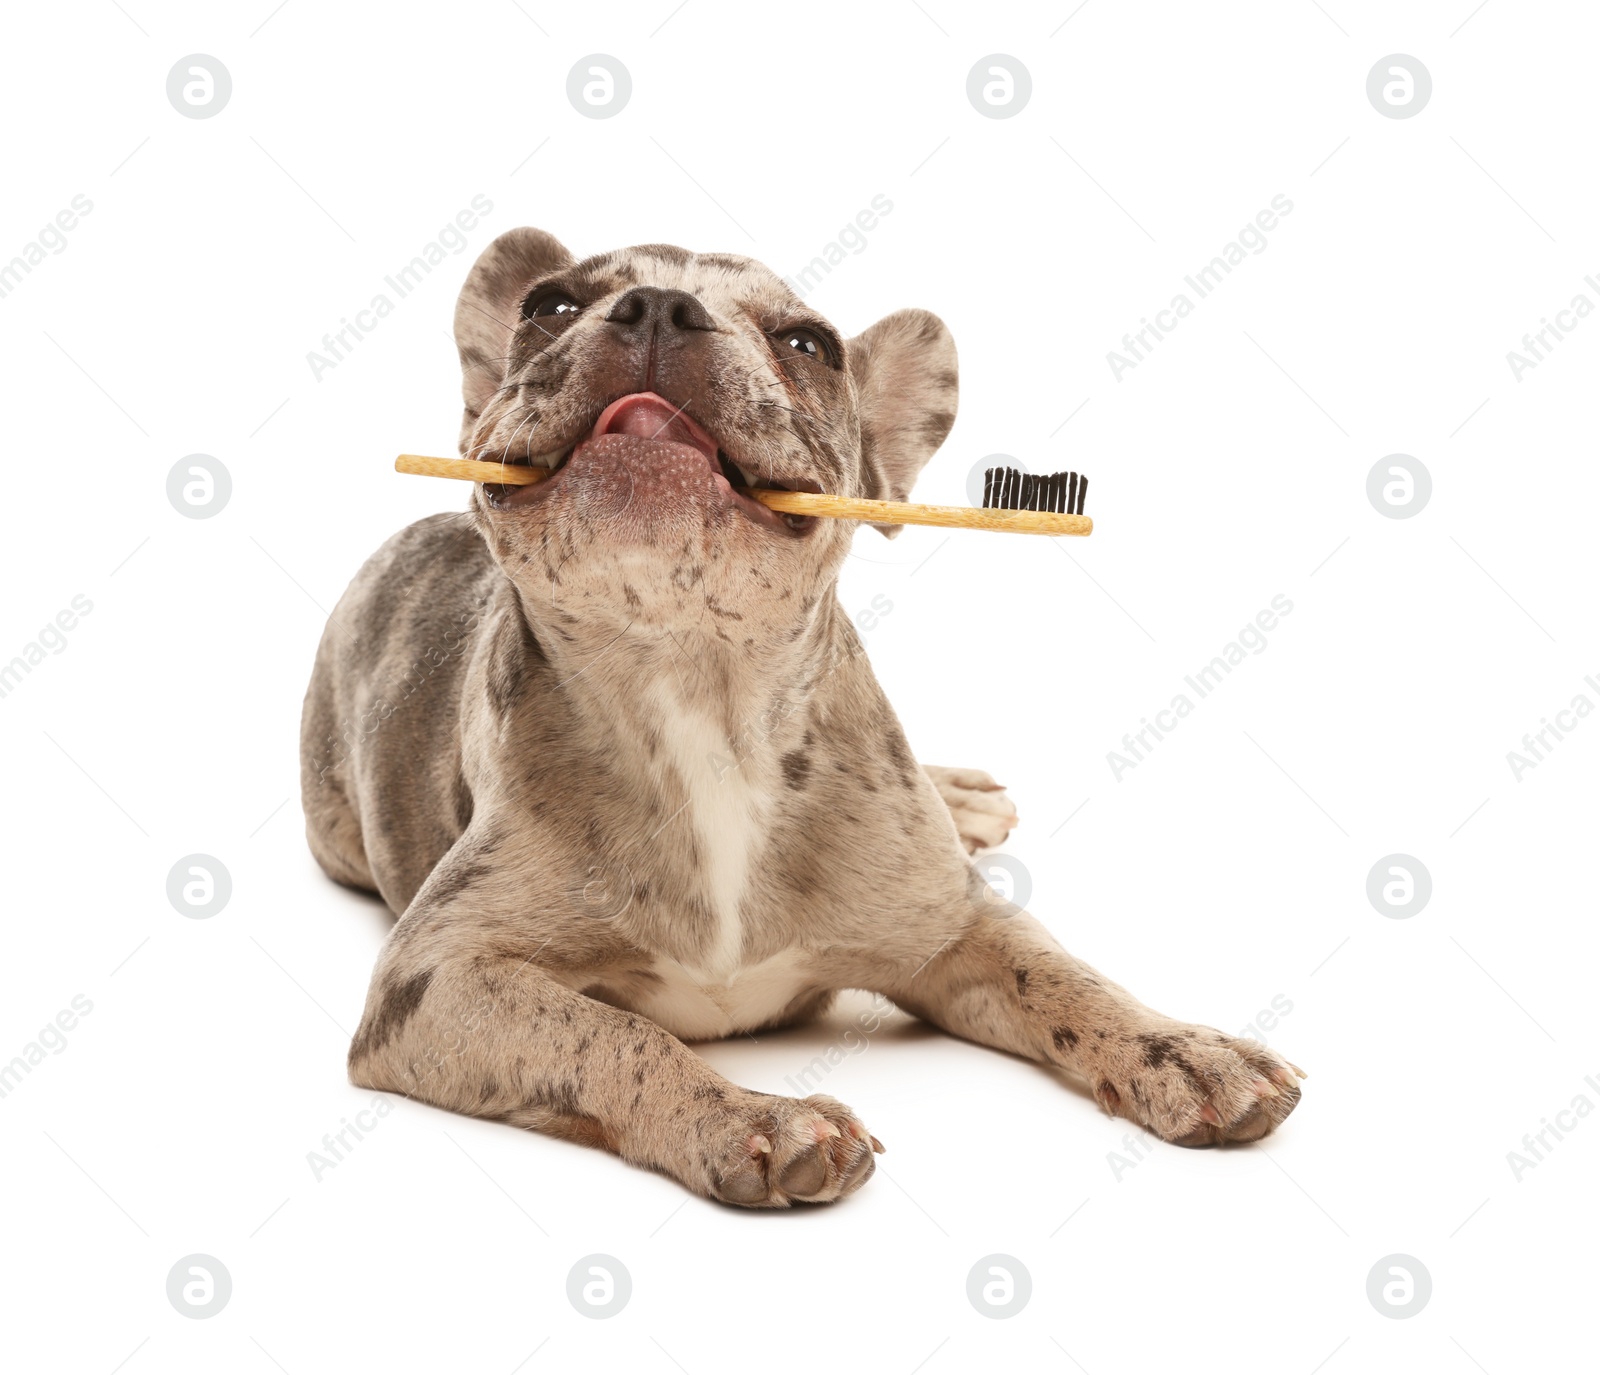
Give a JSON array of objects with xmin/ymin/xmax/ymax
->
[{"xmin": 2, "ymin": 1, "xmax": 1595, "ymax": 1370}]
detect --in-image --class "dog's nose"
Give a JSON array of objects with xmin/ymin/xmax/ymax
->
[{"xmin": 605, "ymin": 286, "xmax": 716, "ymax": 334}]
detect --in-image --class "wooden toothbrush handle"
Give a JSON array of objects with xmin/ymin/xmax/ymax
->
[
  {"xmin": 393, "ymin": 455, "xmax": 1093, "ymax": 536},
  {"xmin": 750, "ymin": 489, "xmax": 1092, "ymax": 536},
  {"xmin": 396, "ymin": 453, "xmax": 552, "ymax": 484}
]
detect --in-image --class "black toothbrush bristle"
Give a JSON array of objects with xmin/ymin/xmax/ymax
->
[{"xmin": 978, "ymin": 465, "xmax": 1090, "ymax": 513}]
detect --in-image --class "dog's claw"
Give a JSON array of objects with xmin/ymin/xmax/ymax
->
[{"xmin": 811, "ymin": 1118, "xmax": 842, "ymax": 1143}]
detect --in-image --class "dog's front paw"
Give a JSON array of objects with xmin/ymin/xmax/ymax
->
[
  {"xmin": 704, "ymin": 1093, "xmax": 881, "ymax": 1207},
  {"xmin": 1091, "ymin": 1021, "xmax": 1305, "ymax": 1146},
  {"xmin": 924, "ymin": 765, "xmax": 1018, "ymax": 853}
]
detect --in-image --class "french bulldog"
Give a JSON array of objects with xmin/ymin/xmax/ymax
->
[{"xmin": 300, "ymin": 228, "xmax": 1303, "ymax": 1207}]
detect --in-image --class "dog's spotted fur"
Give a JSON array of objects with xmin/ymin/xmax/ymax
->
[{"xmin": 300, "ymin": 228, "xmax": 1303, "ymax": 1207}]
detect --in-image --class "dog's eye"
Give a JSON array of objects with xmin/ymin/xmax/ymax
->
[
  {"xmin": 522, "ymin": 288, "xmax": 582, "ymax": 322},
  {"xmin": 775, "ymin": 327, "xmax": 836, "ymax": 367}
]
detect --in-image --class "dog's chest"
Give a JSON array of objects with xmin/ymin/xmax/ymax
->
[
  {"xmin": 634, "ymin": 950, "xmax": 815, "ymax": 1040},
  {"xmin": 616, "ymin": 686, "xmax": 815, "ymax": 1036},
  {"xmin": 650, "ymin": 685, "xmax": 775, "ymax": 977}
]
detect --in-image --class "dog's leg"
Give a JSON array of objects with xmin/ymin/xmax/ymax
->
[
  {"xmin": 922, "ymin": 765, "xmax": 1018, "ymax": 853},
  {"xmin": 873, "ymin": 910, "xmax": 1303, "ymax": 1145},
  {"xmin": 346, "ymin": 844, "xmax": 880, "ymax": 1206}
]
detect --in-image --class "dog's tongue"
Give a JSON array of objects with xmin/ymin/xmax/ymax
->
[{"xmin": 588, "ymin": 393, "xmax": 715, "ymax": 460}]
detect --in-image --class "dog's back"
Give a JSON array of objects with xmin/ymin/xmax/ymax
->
[{"xmin": 301, "ymin": 512, "xmax": 497, "ymax": 909}]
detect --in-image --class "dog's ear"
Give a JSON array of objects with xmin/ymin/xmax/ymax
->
[
  {"xmin": 847, "ymin": 309, "xmax": 958, "ymax": 537},
  {"xmin": 454, "ymin": 227, "xmax": 575, "ymax": 452}
]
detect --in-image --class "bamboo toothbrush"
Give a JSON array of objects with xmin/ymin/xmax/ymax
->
[{"xmin": 394, "ymin": 454, "xmax": 1092, "ymax": 536}]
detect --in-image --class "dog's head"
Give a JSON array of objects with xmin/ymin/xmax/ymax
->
[{"xmin": 454, "ymin": 229, "xmax": 956, "ymax": 635}]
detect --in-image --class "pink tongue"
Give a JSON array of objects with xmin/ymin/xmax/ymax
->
[{"xmin": 599, "ymin": 399, "xmax": 701, "ymax": 450}]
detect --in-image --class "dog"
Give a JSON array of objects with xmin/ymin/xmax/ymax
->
[{"xmin": 300, "ymin": 228, "xmax": 1303, "ymax": 1207}]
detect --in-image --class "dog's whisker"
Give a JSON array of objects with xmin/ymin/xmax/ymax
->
[
  {"xmin": 496, "ymin": 413, "xmax": 539, "ymax": 472},
  {"xmin": 470, "ymin": 416, "xmax": 523, "ymax": 466}
]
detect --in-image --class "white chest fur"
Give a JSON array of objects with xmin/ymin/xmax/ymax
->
[
  {"xmin": 637, "ymin": 950, "xmax": 815, "ymax": 1041},
  {"xmin": 651, "ymin": 684, "xmax": 772, "ymax": 984}
]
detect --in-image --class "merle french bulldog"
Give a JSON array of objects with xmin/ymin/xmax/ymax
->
[{"xmin": 300, "ymin": 228, "xmax": 1303, "ymax": 1207}]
